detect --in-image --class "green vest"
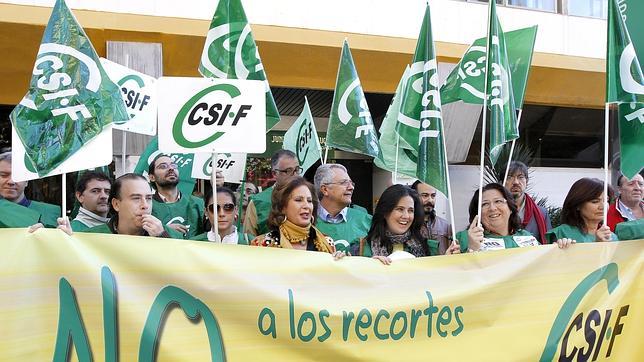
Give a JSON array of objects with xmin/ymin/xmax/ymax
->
[
  {"xmin": 250, "ymin": 186, "xmax": 273, "ymax": 235},
  {"xmin": 0, "ymin": 199, "xmax": 41, "ymax": 227},
  {"xmin": 28, "ymin": 201, "xmax": 61, "ymax": 227},
  {"xmin": 360, "ymin": 238, "xmax": 439, "ymax": 257},
  {"xmin": 190, "ymin": 231, "xmax": 252, "ymax": 245},
  {"xmin": 70, "ymin": 219, "xmax": 91, "ymax": 232},
  {"xmin": 85, "ymin": 222, "xmax": 184, "ymax": 239},
  {"xmin": 316, "ymin": 207, "xmax": 372, "ymax": 253},
  {"xmin": 615, "ymin": 219, "xmax": 644, "ymax": 241},
  {"xmin": 151, "ymin": 194, "xmax": 205, "ymax": 239},
  {"xmin": 455, "ymin": 229, "xmax": 537, "ymax": 253},
  {"xmin": 546, "ymin": 224, "xmax": 618, "ymax": 244}
]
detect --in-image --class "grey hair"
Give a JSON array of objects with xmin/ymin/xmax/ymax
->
[
  {"xmin": 270, "ymin": 149, "xmax": 296, "ymax": 170},
  {"xmin": 0, "ymin": 152, "xmax": 11, "ymax": 163},
  {"xmin": 314, "ymin": 163, "xmax": 348, "ymax": 199},
  {"xmin": 507, "ymin": 161, "xmax": 529, "ymax": 181}
]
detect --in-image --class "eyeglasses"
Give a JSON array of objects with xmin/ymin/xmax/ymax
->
[
  {"xmin": 156, "ymin": 162, "xmax": 178, "ymax": 170},
  {"xmin": 481, "ymin": 199, "xmax": 508, "ymax": 210},
  {"xmin": 324, "ymin": 179, "xmax": 355, "ymax": 188},
  {"xmin": 208, "ymin": 203, "xmax": 235, "ymax": 213},
  {"xmin": 508, "ymin": 175, "xmax": 527, "ymax": 182},
  {"xmin": 273, "ymin": 166, "xmax": 302, "ymax": 176}
]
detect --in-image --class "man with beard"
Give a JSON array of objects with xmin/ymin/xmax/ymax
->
[
  {"xmin": 314, "ymin": 164, "xmax": 372, "ymax": 252},
  {"xmin": 411, "ymin": 180, "xmax": 452, "ymax": 254},
  {"xmin": 504, "ymin": 161, "xmax": 551, "ymax": 244},
  {"xmin": 70, "ymin": 171, "xmax": 112, "ymax": 231},
  {"xmin": 0, "ymin": 152, "xmax": 60, "ymax": 227},
  {"xmin": 85, "ymin": 173, "xmax": 181, "ymax": 238},
  {"xmin": 148, "ymin": 155, "xmax": 204, "ymax": 239},
  {"xmin": 243, "ymin": 149, "xmax": 301, "ymax": 236}
]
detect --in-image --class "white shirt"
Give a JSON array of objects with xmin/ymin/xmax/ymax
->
[{"xmin": 206, "ymin": 226, "xmax": 239, "ymax": 244}]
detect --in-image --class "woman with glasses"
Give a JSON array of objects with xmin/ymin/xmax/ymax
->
[
  {"xmin": 457, "ymin": 183, "xmax": 540, "ymax": 253},
  {"xmin": 191, "ymin": 187, "xmax": 253, "ymax": 244},
  {"xmin": 545, "ymin": 178, "xmax": 617, "ymax": 248},
  {"xmin": 251, "ymin": 176, "xmax": 344, "ymax": 258},
  {"xmin": 356, "ymin": 184, "xmax": 459, "ymax": 264}
]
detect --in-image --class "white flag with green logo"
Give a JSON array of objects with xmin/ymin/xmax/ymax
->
[
  {"xmin": 326, "ymin": 40, "xmax": 380, "ymax": 158},
  {"xmin": 9, "ymin": 0, "xmax": 128, "ymax": 177},
  {"xmin": 282, "ymin": 97, "xmax": 322, "ymax": 174},
  {"xmin": 191, "ymin": 152, "xmax": 248, "ymax": 184},
  {"xmin": 199, "ymin": 0, "xmax": 280, "ymax": 131},
  {"xmin": 374, "ymin": 66, "xmax": 417, "ymax": 179}
]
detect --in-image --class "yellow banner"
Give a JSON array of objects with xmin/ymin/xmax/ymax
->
[{"xmin": 0, "ymin": 229, "xmax": 642, "ymax": 361}]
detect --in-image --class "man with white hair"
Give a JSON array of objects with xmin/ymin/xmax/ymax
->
[
  {"xmin": 314, "ymin": 163, "xmax": 372, "ymax": 252},
  {"xmin": 607, "ymin": 173, "xmax": 643, "ymax": 232}
]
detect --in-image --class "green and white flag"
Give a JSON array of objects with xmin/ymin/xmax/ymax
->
[
  {"xmin": 395, "ymin": 4, "xmax": 448, "ymax": 195},
  {"xmin": 199, "ymin": 0, "xmax": 280, "ymax": 131},
  {"xmin": 374, "ymin": 66, "xmax": 417, "ymax": 179},
  {"xmin": 326, "ymin": 40, "xmax": 380, "ymax": 158},
  {"xmin": 282, "ymin": 97, "xmax": 322, "ymax": 174},
  {"xmin": 134, "ymin": 137, "xmax": 196, "ymax": 196},
  {"xmin": 9, "ymin": 0, "xmax": 128, "ymax": 176},
  {"xmin": 484, "ymin": 0, "xmax": 519, "ymax": 164},
  {"xmin": 607, "ymin": 0, "xmax": 644, "ymax": 178},
  {"xmin": 441, "ymin": 26, "xmax": 537, "ymax": 109}
]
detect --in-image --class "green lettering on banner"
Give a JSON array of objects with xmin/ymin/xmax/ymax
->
[
  {"xmin": 52, "ymin": 278, "xmax": 94, "ymax": 362},
  {"xmin": 257, "ymin": 307, "xmax": 277, "ymax": 338}
]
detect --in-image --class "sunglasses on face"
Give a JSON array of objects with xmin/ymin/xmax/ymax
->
[{"xmin": 208, "ymin": 203, "xmax": 235, "ymax": 213}]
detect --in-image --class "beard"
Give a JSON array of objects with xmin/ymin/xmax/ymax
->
[{"xmin": 156, "ymin": 178, "xmax": 179, "ymax": 188}]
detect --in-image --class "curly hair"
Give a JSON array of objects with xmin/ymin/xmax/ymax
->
[
  {"xmin": 467, "ymin": 183, "xmax": 521, "ymax": 235},
  {"xmin": 267, "ymin": 176, "xmax": 318, "ymax": 230}
]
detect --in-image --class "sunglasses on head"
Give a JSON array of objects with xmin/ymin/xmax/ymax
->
[{"xmin": 208, "ymin": 203, "xmax": 235, "ymax": 213}]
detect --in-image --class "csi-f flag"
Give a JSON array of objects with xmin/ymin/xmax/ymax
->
[
  {"xmin": 199, "ymin": 0, "xmax": 280, "ymax": 131},
  {"xmin": 441, "ymin": 26, "xmax": 537, "ymax": 109},
  {"xmin": 484, "ymin": 0, "xmax": 519, "ymax": 164},
  {"xmin": 326, "ymin": 40, "xmax": 380, "ymax": 158},
  {"xmin": 9, "ymin": 0, "xmax": 128, "ymax": 176},
  {"xmin": 394, "ymin": 3, "xmax": 448, "ymax": 195},
  {"xmin": 375, "ymin": 66, "xmax": 417, "ymax": 179},
  {"xmin": 134, "ymin": 137, "xmax": 196, "ymax": 197},
  {"xmin": 283, "ymin": 97, "xmax": 322, "ymax": 174},
  {"xmin": 607, "ymin": 0, "xmax": 644, "ymax": 178}
]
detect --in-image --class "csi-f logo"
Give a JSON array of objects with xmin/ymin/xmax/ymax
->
[
  {"xmin": 202, "ymin": 153, "xmax": 236, "ymax": 176},
  {"xmin": 118, "ymin": 74, "xmax": 151, "ymax": 118},
  {"xmin": 296, "ymin": 121, "xmax": 314, "ymax": 164},
  {"xmin": 173, "ymin": 84, "xmax": 252, "ymax": 149},
  {"xmin": 20, "ymin": 43, "xmax": 101, "ymax": 120},
  {"xmin": 337, "ymin": 78, "xmax": 375, "ymax": 139},
  {"xmin": 540, "ymin": 263, "xmax": 630, "ymax": 362},
  {"xmin": 201, "ymin": 22, "xmax": 264, "ymax": 80}
]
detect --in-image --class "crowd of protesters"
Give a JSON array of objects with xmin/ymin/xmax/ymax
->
[{"xmin": 1, "ymin": 150, "xmax": 642, "ymax": 262}]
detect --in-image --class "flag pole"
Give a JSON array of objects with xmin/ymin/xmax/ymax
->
[
  {"xmin": 477, "ymin": 2, "xmax": 494, "ymax": 227},
  {"xmin": 438, "ymin": 106, "xmax": 457, "ymax": 241},
  {"xmin": 237, "ymin": 156, "xmax": 248, "ymax": 234},
  {"xmin": 394, "ymin": 136, "xmax": 399, "ymax": 184},
  {"xmin": 603, "ymin": 103, "xmax": 610, "ymax": 226},
  {"xmin": 121, "ymin": 130, "xmax": 127, "ymax": 175},
  {"xmin": 211, "ymin": 151, "xmax": 219, "ymax": 242},
  {"xmin": 61, "ymin": 173, "xmax": 67, "ymax": 220},
  {"xmin": 323, "ymin": 146, "xmax": 329, "ymax": 164},
  {"xmin": 503, "ymin": 109, "xmax": 523, "ymax": 185}
]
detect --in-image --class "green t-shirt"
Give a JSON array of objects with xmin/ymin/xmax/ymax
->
[
  {"xmin": 0, "ymin": 199, "xmax": 41, "ymax": 227},
  {"xmin": 70, "ymin": 219, "xmax": 91, "ymax": 232},
  {"xmin": 546, "ymin": 224, "xmax": 618, "ymax": 244},
  {"xmin": 615, "ymin": 219, "xmax": 644, "ymax": 241},
  {"xmin": 359, "ymin": 238, "xmax": 440, "ymax": 257},
  {"xmin": 190, "ymin": 231, "xmax": 253, "ymax": 245},
  {"xmin": 455, "ymin": 229, "xmax": 538, "ymax": 253},
  {"xmin": 28, "ymin": 201, "xmax": 61, "ymax": 227},
  {"xmin": 317, "ymin": 207, "xmax": 372, "ymax": 253},
  {"xmin": 85, "ymin": 222, "xmax": 184, "ymax": 239},
  {"xmin": 151, "ymin": 194, "xmax": 205, "ymax": 239}
]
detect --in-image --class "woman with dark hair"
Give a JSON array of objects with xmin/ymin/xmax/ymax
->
[
  {"xmin": 251, "ymin": 176, "xmax": 343, "ymax": 257},
  {"xmin": 356, "ymin": 184, "xmax": 459, "ymax": 264},
  {"xmin": 546, "ymin": 178, "xmax": 616, "ymax": 247},
  {"xmin": 457, "ymin": 183, "xmax": 539, "ymax": 252},
  {"xmin": 191, "ymin": 186, "xmax": 253, "ymax": 244}
]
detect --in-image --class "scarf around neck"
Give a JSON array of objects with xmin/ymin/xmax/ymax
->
[{"xmin": 371, "ymin": 230, "xmax": 427, "ymax": 257}]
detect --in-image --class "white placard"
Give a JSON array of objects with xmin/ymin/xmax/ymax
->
[
  {"xmin": 191, "ymin": 152, "xmax": 247, "ymax": 184},
  {"xmin": 100, "ymin": 58, "xmax": 157, "ymax": 135},
  {"xmin": 480, "ymin": 237, "xmax": 506, "ymax": 251},
  {"xmin": 11, "ymin": 125, "xmax": 113, "ymax": 182},
  {"xmin": 513, "ymin": 235, "xmax": 539, "ymax": 248},
  {"xmin": 157, "ymin": 77, "xmax": 266, "ymax": 153}
]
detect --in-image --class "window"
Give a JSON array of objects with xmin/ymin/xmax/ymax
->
[
  {"xmin": 567, "ymin": 0, "xmax": 607, "ymax": 19},
  {"xmin": 507, "ymin": 0, "xmax": 556, "ymax": 12}
]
